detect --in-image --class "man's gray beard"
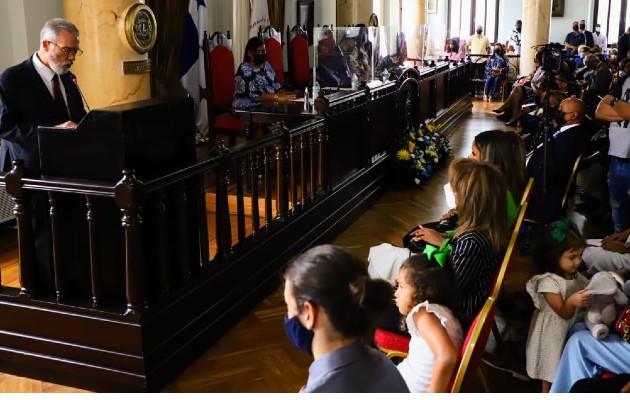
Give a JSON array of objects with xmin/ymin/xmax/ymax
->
[{"xmin": 48, "ymin": 52, "xmax": 71, "ymax": 75}]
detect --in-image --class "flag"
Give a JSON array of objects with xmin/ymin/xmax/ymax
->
[
  {"xmin": 180, "ymin": 0, "xmax": 209, "ymax": 141},
  {"xmin": 249, "ymin": 0, "xmax": 270, "ymax": 38}
]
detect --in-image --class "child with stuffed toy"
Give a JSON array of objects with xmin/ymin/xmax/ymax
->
[{"xmin": 525, "ymin": 219, "xmax": 591, "ymax": 392}]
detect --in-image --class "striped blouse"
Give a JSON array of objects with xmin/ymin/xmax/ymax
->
[{"xmin": 450, "ymin": 230, "xmax": 502, "ymax": 317}]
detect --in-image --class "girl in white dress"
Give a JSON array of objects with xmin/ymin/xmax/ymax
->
[
  {"xmin": 394, "ymin": 254, "xmax": 464, "ymax": 392},
  {"xmin": 525, "ymin": 219, "xmax": 591, "ymax": 392}
]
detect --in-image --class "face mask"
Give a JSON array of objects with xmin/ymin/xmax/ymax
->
[
  {"xmin": 579, "ymin": 24, "xmax": 586, "ymax": 30},
  {"xmin": 494, "ymin": 48, "xmax": 502, "ymax": 54},
  {"xmin": 253, "ymin": 53, "xmax": 267, "ymax": 65},
  {"xmin": 573, "ymin": 25, "xmax": 579, "ymax": 31},
  {"xmin": 476, "ymin": 29, "xmax": 482, "ymax": 34},
  {"xmin": 284, "ymin": 313, "xmax": 314, "ymax": 354},
  {"xmin": 620, "ymin": 71, "xmax": 627, "ymax": 78},
  {"xmin": 553, "ymin": 110, "xmax": 567, "ymax": 127},
  {"xmin": 595, "ymin": 27, "xmax": 601, "ymax": 33}
]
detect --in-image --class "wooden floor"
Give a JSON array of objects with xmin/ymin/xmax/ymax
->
[{"xmin": 0, "ymin": 99, "xmax": 598, "ymax": 393}]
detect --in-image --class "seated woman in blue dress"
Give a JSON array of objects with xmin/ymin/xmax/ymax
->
[
  {"xmin": 483, "ymin": 43, "xmax": 509, "ymax": 102},
  {"xmin": 232, "ymin": 36, "xmax": 295, "ymax": 110}
]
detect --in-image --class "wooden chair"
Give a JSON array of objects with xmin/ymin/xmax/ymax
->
[
  {"xmin": 520, "ymin": 177, "xmax": 534, "ymax": 206},
  {"xmin": 561, "ymin": 155, "xmax": 582, "ymax": 210},
  {"xmin": 262, "ymin": 26, "xmax": 284, "ymax": 85},
  {"xmin": 287, "ymin": 25, "xmax": 311, "ymax": 89},
  {"xmin": 450, "ymin": 297, "xmax": 497, "ymax": 393},
  {"xmin": 202, "ymin": 31, "xmax": 246, "ymax": 146}
]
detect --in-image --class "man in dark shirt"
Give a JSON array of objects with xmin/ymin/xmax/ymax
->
[
  {"xmin": 579, "ymin": 20, "xmax": 595, "ymax": 48},
  {"xmin": 565, "ymin": 21, "xmax": 586, "ymax": 56},
  {"xmin": 618, "ymin": 27, "xmax": 630, "ymax": 63}
]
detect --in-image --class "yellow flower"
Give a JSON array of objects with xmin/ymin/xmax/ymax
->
[
  {"xmin": 397, "ymin": 149, "xmax": 410, "ymax": 160},
  {"xmin": 408, "ymin": 141, "xmax": 415, "ymax": 152},
  {"xmin": 408, "ymin": 132, "xmax": 415, "ymax": 140}
]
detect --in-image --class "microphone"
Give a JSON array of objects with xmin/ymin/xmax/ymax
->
[{"xmin": 72, "ymin": 77, "xmax": 91, "ymax": 111}]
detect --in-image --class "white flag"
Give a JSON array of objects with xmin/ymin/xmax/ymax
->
[
  {"xmin": 180, "ymin": 0, "xmax": 208, "ymax": 139},
  {"xmin": 249, "ymin": 0, "xmax": 270, "ymax": 38}
]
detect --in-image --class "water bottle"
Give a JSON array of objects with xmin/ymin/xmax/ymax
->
[
  {"xmin": 312, "ymin": 81, "xmax": 320, "ymax": 102},
  {"xmin": 351, "ymin": 74, "xmax": 359, "ymax": 90}
]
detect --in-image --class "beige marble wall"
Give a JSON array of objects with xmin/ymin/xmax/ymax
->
[
  {"xmin": 521, "ymin": 0, "xmax": 551, "ymax": 76},
  {"xmin": 64, "ymin": 0, "xmax": 151, "ymax": 109},
  {"xmin": 402, "ymin": 0, "xmax": 428, "ymax": 59},
  {"xmin": 336, "ymin": 0, "xmax": 372, "ymax": 26}
]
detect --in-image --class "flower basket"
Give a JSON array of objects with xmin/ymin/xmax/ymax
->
[{"xmin": 392, "ymin": 121, "xmax": 452, "ymax": 187}]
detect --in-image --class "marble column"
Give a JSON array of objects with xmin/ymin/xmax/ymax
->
[
  {"xmin": 336, "ymin": 0, "xmax": 373, "ymax": 26},
  {"xmin": 402, "ymin": 0, "xmax": 428, "ymax": 60},
  {"xmin": 520, "ymin": 0, "xmax": 551, "ymax": 76},
  {"xmin": 64, "ymin": 0, "xmax": 152, "ymax": 109}
]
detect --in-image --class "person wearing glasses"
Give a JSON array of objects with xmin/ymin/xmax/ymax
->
[{"xmin": 0, "ymin": 18, "xmax": 87, "ymax": 291}]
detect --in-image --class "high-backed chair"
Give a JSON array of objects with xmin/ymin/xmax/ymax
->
[
  {"xmin": 202, "ymin": 31, "xmax": 246, "ymax": 146},
  {"xmin": 450, "ymin": 297, "xmax": 497, "ymax": 393},
  {"xmin": 263, "ymin": 26, "xmax": 284, "ymax": 85},
  {"xmin": 287, "ymin": 25, "xmax": 311, "ymax": 89},
  {"xmin": 561, "ymin": 155, "xmax": 582, "ymax": 210}
]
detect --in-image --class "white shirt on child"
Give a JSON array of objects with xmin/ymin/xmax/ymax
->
[{"xmin": 396, "ymin": 301, "xmax": 464, "ymax": 392}]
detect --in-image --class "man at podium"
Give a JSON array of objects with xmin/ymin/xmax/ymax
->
[{"xmin": 0, "ymin": 18, "xmax": 87, "ymax": 289}]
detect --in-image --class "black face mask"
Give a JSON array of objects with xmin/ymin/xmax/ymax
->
[
  {"xmin": 253, "ymin": 53, "xmax": 267, "ymax": 65},
  {"xmin": 494, "ymin": 48, "xmax": 502, "ymax": 55},
  {"xmin": 553, "ymin": 109, "xmax": 566, "ymax": 127},
  {"xmin": 579, "ymin": 24, "xmax": 586, "ymax": 30},
  {"xmin": 573, "ymin": 25, "xmax": 579, "ymax": 32},
  {"xmin": 476, "ymin": 29, "xmax": 483, "ymax": 34}
]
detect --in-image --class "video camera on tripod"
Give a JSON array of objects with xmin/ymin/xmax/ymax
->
[{"xmin": 537, "ymin": 42, "xmax": 565, "ymax": 74}]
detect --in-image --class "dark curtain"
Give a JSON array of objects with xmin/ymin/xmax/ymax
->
[
  {"xmin": 268, "ymin": 0, "xmax": 284, "ymax": 32},
  {"xmin": 146, "ymin": 0, "xmax": 189, "ymax": 98}
]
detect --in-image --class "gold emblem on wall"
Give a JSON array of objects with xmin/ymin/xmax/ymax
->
[{"xmin": 124, "ymin": 3, "xmax": 157, "ymax": 54}]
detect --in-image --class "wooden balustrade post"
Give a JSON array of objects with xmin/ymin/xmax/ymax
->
[
  {"xmin": 85, "ymin": 195, "xmax": 102, "ymax": 307},
  {"xmin": 214, "ymin": 155, "xmax": 232, "ymax": 257},
  {"xmin": 114, "ymin": 170, "xmax": 147, "ymax": 316},
  {"xmin": 263, "ymin": 148, "xmax": 273, "ymax": 227},
  {"xmin": 272, "ymin": 123, "xmax": 288, "ymax": 221},
  {"xmin": 299, "ymin": 134, "xmax": 307, "ymax": 208},
  {"xmin": 48, "ymin": 193, "xmax": 64, "ymax": 302},
  {"xmin": 196, "ymin": 174, "xmax": 210, "ymax": 267},
  {"xmin": 289, "ymin": 136, "xmax": 298, "ymax": 214},
  {"xmin": 235, "ymin": 158, "xmax": 246, "ymax": 242},
  {"xmin": 154, "ymin": 190, "xmax": 171, "ymax": 296},
  {"xmin": 5, "ymin": 161, "xmax": 37, "ymax": 298},
  {"xmin": 250, "ymin": 152, "xmax": 261, "ymax": 235},
  {"xmin": 317, "ymin": 126, "xmax": 329, "ymax": 195}
]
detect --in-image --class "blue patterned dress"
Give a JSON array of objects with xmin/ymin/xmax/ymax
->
[{"xmin": 232, "ymin": 61, "xmax": 282, "ymax": 109}]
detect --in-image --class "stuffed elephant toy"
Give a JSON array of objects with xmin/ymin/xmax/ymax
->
[{"xmin": 584, "ymin": 271, "xmax": 629, "ymax": 339}]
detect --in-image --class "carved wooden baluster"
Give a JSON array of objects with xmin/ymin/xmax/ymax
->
[
  {"xmin": 47, "ymin": 192, "xmax": 64, "ymax": 302},
  {"xmin": 5, "ymin": 161, "xmax": 36, "ymax": 298},
  {"xmin": 250, "ymin": 152, "xmax": 261, "ymax": 236},
  {"xmin": 175, "ymin": 181, "xmax": 193, "ymax": 282},
  {"xmin": 235, "ymin": 158, "xmax": 246, "ymax": 242},
  {"xmin": 196, "ymin": 173, "xmax": 210, "ymax": 267},
  {"xmin": 274, "ymin": 142, "xmax": 287, "ymax": 222},
  {"xmin": 214, "ymin": 158, "xmax": 232, "ymax": 257},
  {"xmin": 317, "ymin": 126, "xmax": 329, "ymax": 194},
  {"xmin": 153, "ymin": 189, "xmax": 171, "ymax": 296},
  {"xmin": 85, "ymin": 195, "xmax": 102, "ymax": 307},
  {"xmin": 289, "ymin": 136, "xmax": 297, "ymax": 214},
  {"xmin": 263, "ymin": 147, "xmax": 273, "ymax": 227},
  {"xmin": 114, "ymin": 170, "xmax": 146, "ymax": 316},
  {"xmin": 309, "ymin": 131, "xmax": 316, "ymax": 201},
  {"xmin": 299, "ymin": 134, "xmax": 307, "ymax": 209}
]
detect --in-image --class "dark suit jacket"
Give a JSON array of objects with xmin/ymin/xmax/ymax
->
[
  {"xmin": 0, "ymin": 56, "xmax": 86, "ymax": 175},
  {"xmin": 526, "ymin": 123, "xmax": 592, "ymax": 223}
]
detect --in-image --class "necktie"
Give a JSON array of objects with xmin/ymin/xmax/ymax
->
[{"xmin": 52, "ymin": 74, "xmax": 70, "ymax": 121}]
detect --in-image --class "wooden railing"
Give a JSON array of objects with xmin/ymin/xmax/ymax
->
[{"xmin": 0, "ymin": 61, "xmax": 473, "ymax": 391}]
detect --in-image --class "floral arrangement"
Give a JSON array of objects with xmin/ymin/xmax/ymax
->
[{"xmin": 394, "ymin": 121, "xmax": 451, "ymax": 187}]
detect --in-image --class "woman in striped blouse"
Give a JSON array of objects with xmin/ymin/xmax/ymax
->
[{"xmin": 410, "ymin": 158, "xmax": 508, "ymax": 319}]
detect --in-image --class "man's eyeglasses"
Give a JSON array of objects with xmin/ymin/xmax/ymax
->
[{"xmin": 48, "ymin": 41, "xmax": 83, "ymax": 57}]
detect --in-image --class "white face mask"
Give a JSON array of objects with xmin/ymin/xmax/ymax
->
[
  {"xmin": 620, "ymin": 71, "xmax": 627, "ymax": 78},
  {"xmin": 595, "ymin": 28, "xmax": 601, "ymax": 33}
]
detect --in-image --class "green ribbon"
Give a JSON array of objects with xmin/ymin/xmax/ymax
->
[
  {"xmin": 423, "ymin": 239, "xmax": 453, "ymax": 268},
  {"xmin": 550, "ymin": 219, "xmax": 578, "ymax": 242}
]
